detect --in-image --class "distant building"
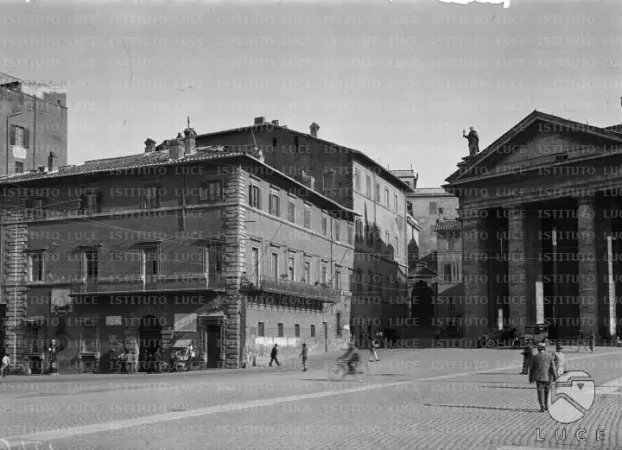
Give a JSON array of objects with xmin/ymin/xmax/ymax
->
[
  {"xmin": 0, "ymin": 72, "xmax": 68, "ymax": 177},
  {"xmin": 434, "ymin": 219, "xmax": 464, "ymax": 336}
]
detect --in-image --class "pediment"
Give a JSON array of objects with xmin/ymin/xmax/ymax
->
[{"xmin": 448, "ymin": 111, "xmax": 622, "ymax": 184}]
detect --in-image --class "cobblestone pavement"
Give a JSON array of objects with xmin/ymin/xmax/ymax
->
[{"xmin": 0, "ymin": 347, "xmax": 620, "ymax": 450}]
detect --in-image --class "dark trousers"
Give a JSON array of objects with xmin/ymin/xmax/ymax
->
[
  {"xmin": 536, "ymin": 381, "xmax": 552, "ymax": 409},
  {"xmin": 269, "ymin": 356, "xmax": 280, "ymax": 366},
  {"xmin": 0, "ymin": 365, "xmax": 7, "ymax": 377},
  {"xmin": 522, "ymin": 357, "xmax": 531, "ymax": 374}
]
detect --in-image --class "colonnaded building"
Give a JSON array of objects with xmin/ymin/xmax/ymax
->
[{"xmin": 444, "ymin": 110, "xmax": 622, "ymax": 342}]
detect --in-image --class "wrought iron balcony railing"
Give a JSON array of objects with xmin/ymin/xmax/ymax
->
[
  {"xmin": 241, "ymin": 275, "xmax": 341, "ymax": 301},
  {"xmin": 71, "ymin": 272, "xmax": 226, "ymax": 294}
]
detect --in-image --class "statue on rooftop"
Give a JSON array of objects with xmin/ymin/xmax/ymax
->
[{"xmin": 463, "ymin": 126, "xmax": 480, "ymax": 157}]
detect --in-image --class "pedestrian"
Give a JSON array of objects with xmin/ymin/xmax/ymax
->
[
  {"xmin": 553, "ymin": 343, "xmax": 565, "ymax": 377},
  {"xmin": 153, "ymin": 348, "xmax": 162, "ymax": 373},
  {"xmin": 369, "ymin": 336, "xmax": 380, "ymax": 362},
  {"xmin": 118, "ymin": 349, "xmax": 128, "ymax": 374},
  {"xmin": 529, "ymin": 342, "xmax": 558, "ymax": 412},
  {"xmin": 146, "ymin": 352, "xmax": 154, "ymax": 374},
  {"xmin": 0, "ymin": 352, "xmax": 10, "ymax": 378},
  {"xmin": 299, "ymin": 343, "xmax": 308, "ymax": 371},
  {"xmin": 520, "ymin": 341, "xmax": 534, "ymax": 375},
  {"xmin": 269, "ymin": 344, "xmax": 280, "ymax": 367},
  {"xmin": 127, "ymin": 350, "xmax": 136, "ymax": 374},
  {"xmin": 576, "ymin": 330, "xmax": 588, "ymax": 352},
  {"xmin": 590, "ymin": 333, "xmax": 595, "ymax": 353}
]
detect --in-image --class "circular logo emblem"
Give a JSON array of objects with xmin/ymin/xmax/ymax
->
[{"xmin": 548, "ymin": 370, "xmax": 595, "ymax": 424}]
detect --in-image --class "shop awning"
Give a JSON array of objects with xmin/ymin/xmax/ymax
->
[{"xmin": 172, "ymin": 339, "xmax": 192, "ymax": 348}]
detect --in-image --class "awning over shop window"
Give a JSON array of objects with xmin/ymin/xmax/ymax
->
[{"xmin": 172, "ymin": 339, "xmax": 192, "ymax": 348}]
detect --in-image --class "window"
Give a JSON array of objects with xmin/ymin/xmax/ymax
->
[
  {"xmin": 29, "ymin": 198, "xmax": 45, "ymax": 219},
  {"xmin": 395, "ymin": 236, "xmax": 400, "ymax": 255},
  {"xmin": 310, "ymin": 325, "xmax": 316, "ymax": 337},
  {"xmin": 294, "ymin": 136, "xmax": 299, "ymax": 150},
  {"xmin": 10, "ymin": 125, "xmax": 29, "ymax": 148},
  {"xmin": 248, "ymin": 184, "xmax": 261, "ymax": 208},
  {"xmin": 347, "ymin": 226, "xmax": 353, "ymax": 245},
  {"xmin": 334, "ymin": 269, "xmax": 341, "ymax": 290},
  {"xmin": 348, "ymin": 269, "xmax": 353, "ymax": 292},
  {"xmin": 83, "ymin": 250, "xmax": 99, "ymax": 279},
  {"xmin": 429, "ymin": 201, "xmax": 437, "ymax": 215},
  {"xmin": 142, "ymin": 247, "xmax": 160, "ymax": 276},
  {"xmin": 394, "ymin": 193, "xmax": 398, "ymax": 212},
  {"xmin": 269, "ymin": 192, "xmax": 280, "ymax": 216},
  {"xmin": 288, "ymin": 200, "xmax": 295, "ymax": 222},
  {"xmin": 304, "ymin": 261, "xmax": 310, "ymax": 283},
  {"xmin": 271, "ymin": 253, "xmax": 278, "ymax": 277},
  {"xmin": 439, "ymin": 207, "xmax": 444, "ymax": 216},
  {"xmin": 375, "ymin": 183, "xmax": 380, "ymax": 202},
  {"xmin": 366, "ymin": 176, "xmax": 371, "ymax": 197},
  {"xmin": 203, "ymin": 243, "xmax": 224, "ymax": 279},
  {"xmin": 366, "ymin": 222, "xmax": 374, "ymax": 245},
  {"xmin": 288, "ymin": 256, "xmax": 295, "ymax": 280},
  {"xmin": 251, "ymin": 248, "xmax": 260, "ymax": 284},
  {"xmin": 199, "ymin": 180, "xmax": 222, "ymax": 202},
  {"xmin": 448, "ymin": 296, "xmax": 455, "ymax": 314},
  {"xmin": 385, "ymin": 231, "xmax": 390, "ymax": 245},
  {"xmin": 385, "ymin": 188, "xmax": 389, "ymax": 207},
  {"xmin": 14, "ymin": 162, "xmax": 23, "ymax": 174},
  {"xmin": 295, "ymin": 324, "xmax": 300, "ymax": 337},
  {"xmin": 335, "ymin": 222, "xmax": 341, "ymax": 241},
  {"xmin": 354, "ymin": 170, "xmax": 361, "ymax": 192},
  {"xmin": 258, "ymin": 322, "xmax": 265, "ymax": 337},
  {"xmin": 322, "ymin": 216, "xmax": 327, "ymax": 236},
  {"xmin": 304, "ymin": 204, "xmax": 311, "ymax": 228},
  {"xmin": 336, "ymin": 312, "xmax": 342, "ymax": 337},
  {"xmin": 142, "ymin": 186, "xmax": 161, "ymax": 209},
  {"xmin": 321, "ymin": 266, "xmax": 327, "ymax": 284},
  {"xmin": 27, "ymin": 251, "xmax": 45, "ymax": 282},
  {"xmin": 278, "ymin": 323, "xmax": 284, "ymax": 337},
  {"xmin": 448, "ymin": 236, "xmax": 455, "ymax": 252},
  {"xmin": 272, "ymin": 138, "xmax": 277, "ymax": 149},
  {"xmin": 355, "ymin": 219, "xmax": 363, "ymax": 243},
  {"xmin": 81, "ymin": 188, "xmax": 102, "ymax": 213}
]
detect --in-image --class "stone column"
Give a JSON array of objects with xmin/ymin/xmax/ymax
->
[
  {"xmin": 223, "ymin": 165, "xmax": 247, "ymax": 369},
  {"xmin": 576, "ymin": 195, "xmax": 599, "ymax": 337},
  {"xmin": 2, "ymin": 212, "xmax": 29, "ymax": 372},
  {"xmin": 507, "ymin": 207, "xmax": 542, "ymax": 334},
  {"xmin": 460, "ymin": 210, "xmax": 489, "ymax": 341}
]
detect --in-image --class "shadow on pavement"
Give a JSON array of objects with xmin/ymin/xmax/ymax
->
[{"xmin": 424, "ymin": 403, "xmax": 535, "ymax": 413}]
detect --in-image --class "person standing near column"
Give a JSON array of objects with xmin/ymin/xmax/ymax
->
[{"xmin": 529, "ymin": 342, "xmax": 558, "ymax": 412}]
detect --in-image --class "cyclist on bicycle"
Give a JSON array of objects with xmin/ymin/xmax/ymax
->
[{"xmin": 338, "ymin": 342, "xmax": 360, "ymax": 374}]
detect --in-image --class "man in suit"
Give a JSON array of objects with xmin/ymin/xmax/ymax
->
[{"xmin": 529, "ymin": 342, "xmax": 558, "ymax": 412}]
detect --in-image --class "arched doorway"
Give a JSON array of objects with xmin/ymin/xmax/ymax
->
[
  {"xmin": 139, "ymin": 315, "xmax": 162, "ymax": 372},
  {"xmin": 412, "ymin": 280, "xmax": 435, "ymax": 329}
]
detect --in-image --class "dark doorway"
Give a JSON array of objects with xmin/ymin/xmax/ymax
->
[
  {"xmin": 412, "ymin": 280, "xmax": 435, "ymax": 328},
  {"xmin": 206, "ymin": 324, "xmax": 222, "ymax": 369},
  {"xmin": 139, "ymin": 315, "xmax": 161, "ymax": 372}
]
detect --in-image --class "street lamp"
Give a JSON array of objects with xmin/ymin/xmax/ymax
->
[{"xmin": 6, "ymin": 111, "xmax": 22, "ymax": 175}]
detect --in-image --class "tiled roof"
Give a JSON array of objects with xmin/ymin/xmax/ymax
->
[
  {"xmin": 196, "ymin": 123, "xmax": 414, "ymax": 192},
  {"xmin": 434, "ymin": 219, "xmax": 462, "ymax": 232},
  {"xmin": 390, "ymin": 169, "xmax": 415, "ymax": 177},
  {"xmin": 411, "ymin": 187, "xmax": 453, "ymax": 196},
  {"xmin": 0, "ymin": 147, "xmax": 234, "ymax": 184}
]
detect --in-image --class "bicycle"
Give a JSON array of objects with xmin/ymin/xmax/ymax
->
[{"xmin": 327, "ymin": 359, "xmax": 372, "ymax": 381}]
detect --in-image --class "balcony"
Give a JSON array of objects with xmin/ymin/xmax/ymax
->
[
  {"xmin": 71, "ymin": 272, "xmax": 227, "ymax": 295},
  {"xmin": 242, "ymin": 275, "xmax": 341, "ymax": 302}
]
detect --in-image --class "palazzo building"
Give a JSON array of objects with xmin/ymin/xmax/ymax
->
[
  {"xmin": 1, "ymin": 130, "xmax": 354, "ymax": 373},
  {"xmin": 444, "ymin": 110, "xmax": 622, "ymax": 341}
]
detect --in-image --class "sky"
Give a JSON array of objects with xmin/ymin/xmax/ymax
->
[{"xmin": 1, "ymin": 0, "xmax": 621, "ymax": 187}]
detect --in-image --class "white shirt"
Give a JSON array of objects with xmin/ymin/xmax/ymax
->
[
  {"xmin": 2, "ymin": 355, "xmax": 10, "ymax": 366},
  {"xmin": 553, "ymin": 351, "xmax": 565, "ymax": 376}
]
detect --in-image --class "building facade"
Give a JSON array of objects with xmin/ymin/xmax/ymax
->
[
  {"xmin": 434, "ymin": 219, "xmax": 464, "ymax": 336},
  {"xmin": 195, "ymin": 117, "xmax": 413, "ymax": 341},
  {"xmin": 0, "ymin": 72, "xmax": 68, "ymax": 177},
  {"xmin": 444, "ymin": 110, "xmax": 622, "ymax": 342},
  {"xmin": 1, "ymin": 132, "xmax": 354, "ymax": 373}
]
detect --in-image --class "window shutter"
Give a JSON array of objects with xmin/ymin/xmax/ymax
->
[
  {"xmin": 9, "ymin": 125, "xmax": 15, "ymax": 146},
  {"xmin": 96, "ymin": 192, "xmax": 103, "ymax": 212},
  {"xmin": 24, "ymin": 127, "xmax": 30, "ymax": 149}
]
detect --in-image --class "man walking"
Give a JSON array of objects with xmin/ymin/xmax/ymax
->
[
  {"xmin": 269, "ymin": 344, "xmax": 280, "ymax": 367},
  {"xmin": 553, "ymin": 343, "xmax": 565, "ymax": 377},
  {"xmin": 369, "ymin": 336, "xmax": 380, "ymax": 363},
  {"xmin": 299, "ymin": 343, "xmax": 308, "ymax": 371},
  {"xmin": 529, "ymin": 342, "xmax": 558, "ymax": 412},
  {"xmin": 520, "ymin": 341, "xmax": 534, "ymax": 375},
  {"xmin": 0, "ymin": 352, "xmax": 10, "ymax": 378}
]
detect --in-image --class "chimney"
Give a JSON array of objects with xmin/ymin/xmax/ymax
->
[
  {"xmin": 169, "ymin": 134, "xmax": 184, "ymax": 160},
  {"xmin": 184, "ymin": 128, "xmax": 197, "ymax": 156},
  {"xmin": 310, "ymin": 122, "xmax": 320, "ymax": 138},
  {"xmin": 47, "ymin": 151, "xmax": 59, "ymax": 172},
  {"xmin": 254, "ymin": 116, "xmax": 265, "ymax": 125},
  {"xmin": 299, "ymin": 169, "xmax": 316, "ymax": 191},
  {"xmin": 272, "ymin": 120, "xmax": 279, "ymax": 126},
  {"xmin": 144, "ymin": 138, "xmax": 156, "ymax": 153}
]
